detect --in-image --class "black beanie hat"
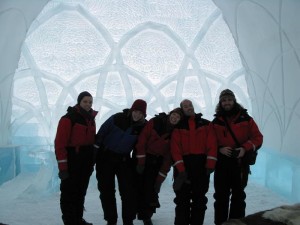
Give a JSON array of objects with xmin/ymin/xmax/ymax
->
[
  {"xmin": 131, "ymin": 99, "xmax": 147, "ymax": 117},
  {"xmin": 219, "ymin": 89, "xmax": 236, "ymax": 101},
  {"xmin": 77, "ymin": 91, "xmax": 92, "ymax": 104}
]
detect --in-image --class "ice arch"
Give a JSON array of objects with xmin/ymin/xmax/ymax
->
[
  {"xmin": 10, "ymin": 0, "xmax": 249, "ymax": 145},
  {"xmin": 0, "ymin": 0, "xmax": 300, "ymax": 201}
]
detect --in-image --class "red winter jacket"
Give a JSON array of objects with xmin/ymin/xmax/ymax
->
[
  {"xmin": 135, "ymin": 115, "xmax": 173, "ymax": 182},
  {"xmin": 55, "ymin": 106, "xmax": 98, "ymax": 171},
  {"xmin": 212, "ymin": 109, "xmax": 263, "ymax": 153},
  {"xmin": 171, "ymin": 114, "xmax": 218, "ymax": 173}
]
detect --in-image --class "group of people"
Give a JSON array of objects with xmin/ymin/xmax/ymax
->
[{"xmin": 54, "ymin": 89, "xmax": 263, "ymax": 225}]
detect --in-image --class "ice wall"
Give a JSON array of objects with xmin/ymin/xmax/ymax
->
[
  {"xmin": 11, "ymin": 0, "xmax": 249, "ymax": 145},
  {"xmin": 0, "ymin": 0, "xmax": 300, "ymax": 202},
  {"xmin": 214, "ymin": 0, "xmax": 300, "ymax": 158},
  {"xmin": 0, "ymin": 0, "xmax": 49, "ymax": 145},
  {"xmin": 213, "ymin": 0, "xmax": 300, "ymax": 202}
]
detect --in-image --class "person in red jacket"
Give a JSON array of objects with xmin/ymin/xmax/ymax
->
[
  {"xmin": 55, "ymin": 91, "xmax": 98, "ymax": 225},
  {"xmin": 135, "ymin": 107, "xmax": 183, "ymax": 225},
  {"xmin": 171, "ymin": 99, "xmax": 217, "ymax": 225},
  {"xmin": 212, "ymin": 89, "xmax": 263, "ymax": 225}
]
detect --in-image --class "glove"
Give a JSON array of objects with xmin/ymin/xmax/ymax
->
[
  {"xmin": 58, "ymin": 170, "xmax": 69, "ymax": 180},
  {"xmin": 173, "ymin": 171, "xmax": 188, "ymax": 191},
  {"xmin": 136, "ymin": 164, "xmax": 145, "ymax": 174},
  {"xmin": 154, "ymin": 181, "xmax": 162, "ymax": 194},
  {"xmin": 206, "ymin": 168, "xmax": 214, "ymax": 176}
]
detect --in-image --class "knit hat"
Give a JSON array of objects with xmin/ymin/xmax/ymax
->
[
  {"xmin": 77, "ymin": 91, "xmax": 92, "ymax": 104},
  {"xmin": 219, "ymin": 89, "xmax": 236, "ymax": 101},
  {"xmin": 131, "ymin": 99, "xmax": 147, "ymax": 117},
  {"xmin": 170, "ymin": 107, "xmax": 183, "ymax": 118}
]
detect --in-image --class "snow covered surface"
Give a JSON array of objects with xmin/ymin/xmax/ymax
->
[{"xmin": 0, "ymin": 172, "xmax": 290, "ymax": 225}]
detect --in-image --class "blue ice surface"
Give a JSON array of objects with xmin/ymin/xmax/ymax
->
[{"xmin": 249, "ymin": 148, "xmax": 300, "ymax": 202}]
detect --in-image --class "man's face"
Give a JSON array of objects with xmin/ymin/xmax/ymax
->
[
  {"xmin": 181, "ymin": 100, "xmax": 195, "ymax": 116},
  {"xmin": 79, "ymin": 96, "xmax": 93, "ymax": 111},
  {"xmin": 220, "ymin": 96, "xmax": 235, "ymax": 111},
  {"xmin": 132, "ymin": 110, "xmax": 144, "ymax": 122}
]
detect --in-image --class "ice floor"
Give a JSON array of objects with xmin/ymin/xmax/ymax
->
[{"xmin": 0, "ymin": 172, "xmax": 290, "ymax": 225}]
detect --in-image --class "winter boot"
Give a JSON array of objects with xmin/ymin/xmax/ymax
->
[
  {"xmin": 107, "ymin": 222, "xmax": 117, "ymax": 225},
  {"xmin": 80, "ymin": 218, "xmax": 93, "ymax": 225},
  {"xmin": 143, "ymin": 219, "xmax": 153, "ymax": 225},
  {"xmin": 123, "ymin": 220, "xmax": 134, "ymax": 225}
]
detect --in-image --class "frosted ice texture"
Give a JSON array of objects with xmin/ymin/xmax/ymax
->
[
  {"xmin": 12, "ymin": 0, "xmax": 248, "ymax": 144},
  {"xmin": 0, "ymin": 0, "xmax": 299, "ymax": 203},
  {"xmin": 214, "ymin": 0, "xmax": 300, "ymax": 158}
]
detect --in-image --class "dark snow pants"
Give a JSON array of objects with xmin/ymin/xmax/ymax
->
[
  {"xmin": 96, "ymin": 150, "xmax": 136, "ymax": 224},
  {"xmin": 60, "ymin": 146, "xmax": 94, "ymax": 225},
  {"xmin": 136, "ymin": 153, "xmax": 163, "ymax": 220},
  {"xmin": 173, "ymin": 154, "xmax": 210, "ymax": 225},
  {"xmin": 213, "ymin": 155, "xmax": 249, "ymax": 225}
]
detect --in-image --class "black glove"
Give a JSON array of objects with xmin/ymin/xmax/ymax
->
[
  {"xmin": 173, "ymin": 171, "xmax": 188, "ymax": 191},
  {"xmin": 136, "ymin": 164, "xmax": 145, "ymax": 174},
  {"xmin": 58, "ymin": 170, "xmax": 69, "ymax": 180},
  {"xmin": 206, "ymin": 168, "xmax": 214, "ymax": 176},
  {"xmin": 154, "ymin": 181, "xmax": 162, "ymax": 194}
]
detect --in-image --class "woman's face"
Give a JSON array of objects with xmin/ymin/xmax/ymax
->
[
  {"xmin": 169, "ymin": 112, "xmax": 181, "ymax": 125},
  {"xmin": 132, "ymin": 110, "xmax": 144, "ymax": 122},
  {"xmin": 79, "ymin": 96, "xmax": 93, "ymax": 111}
]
